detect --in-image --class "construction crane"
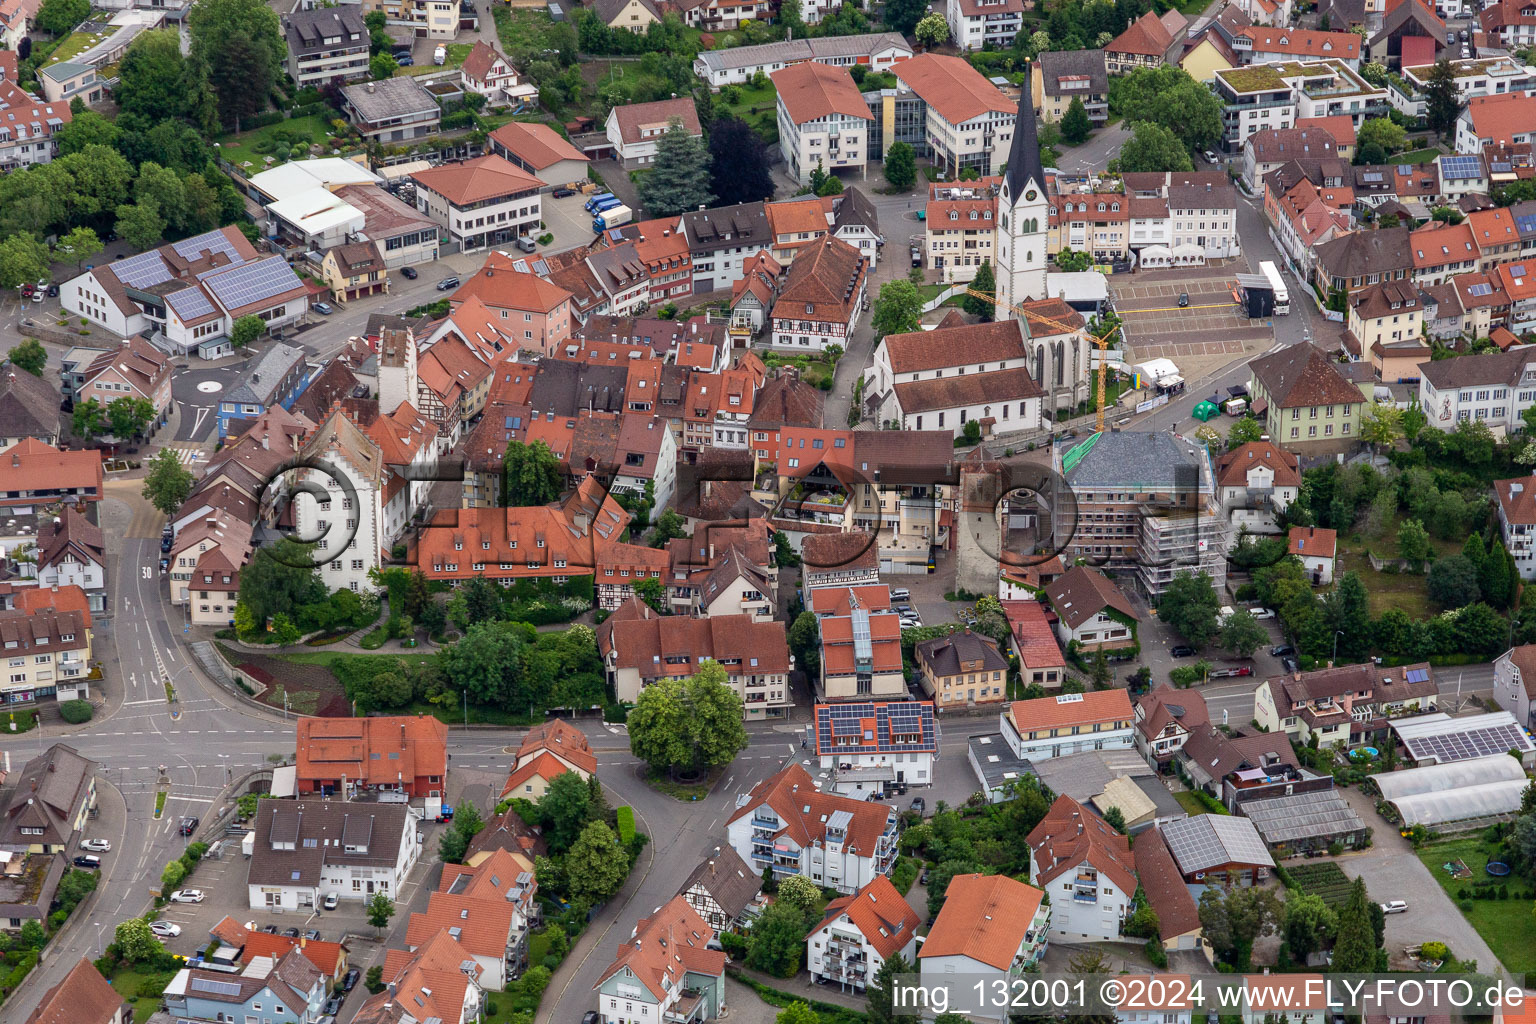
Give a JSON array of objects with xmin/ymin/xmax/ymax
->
[{"xmin": 964, "ymin": 289, "xmax": 1123, "ymax": 433}]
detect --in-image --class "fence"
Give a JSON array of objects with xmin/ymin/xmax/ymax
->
[
  {"xmin": 1366, "ymin": 550, "xmax": 1420, "ymax": 573},
  {"xmin": 920, "ymin": 284, "xmax": 967, "ymax": 312}
]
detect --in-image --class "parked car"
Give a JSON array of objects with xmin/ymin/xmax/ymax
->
[
  {"xmin": 262, "ymin": 923, "xmax": 280, "ymax": 933},
  {"xmin": 396, "ymin": 54, "xmax": 413, "ymax": 66},
  {"xmin": 1381, "ymin": 900, "xmax": 1409, "ymax": 914},
  {"xmin": 553, "ymin": 188, "xmax": 576, "ymax": 198},
  {"xmin": 1202, "ymin": 150, "xmax": 1218, "ymax": 163},
  {"xmin": 150, "ymin": 921, "xmax": 182, "ymax": 938},
  {"xmin": 73, "ymin": 855, "xmax": 101, "ymax": 869},
  {"xmin": 515, "ymin": 235, "xmax": 537, "ymax": 253},
  {"xmin": 169, "ymin": 890, "xmax": 205, "ymax": 903},
  {"xmin": 1270, "ymin": 644, "xmax": 1295, "ymax": 657},
  {"xmin": 178, "ymin": 816, "xmax": 199, "ymax": 836},
  {"xmin": 400, "ymin": 265, "xmax": 418, "ymax": 279},
  {"xmin": 1171, "ymin": 645, "xmax": 1197, "ymax": 657},
  {"xmin": 305, "ymin": 929, "xmax": 321, "ymax": 940},
  {"xmin": 1250, "ymin": 607, "xmax": 1276, "ymax": 620},
  {"xmin": 313, "ymin": 301, "xmax": 333, "ymax": 315},
  {"xmin": 80, "ymin": 838, "xmax": 111, "ymax": 852},
  {"xmin": 45, "ymin": 284, "xmax": 58, "ymax": 297},
  {"xmin": 1178, "ymin": 291, "xmax": 1189, "ymax": 307},
  {"xmin": 583, "ymin": 1013, "xmax": 602, "ymax": 1024},
  {"xmin": 160, "ymin": 535, "xmax": 173, "ymax": 553},
  {"xmin": 436, "ymin": 276, "xmax": 460, "ymax": 291},
  {"xmin": 323, "ymin": 892, "xmax": 340, "ymax": 910},
  {"xmin": 325, "ymin": 997, "xmax": 344, "ymax": 1016},
  {"xmin": 343, "ymin": 968, "xmax": 361, "ymax": 992},
  {"xmin": 1282, "ymin": 656, "xmax": 1300, "ymax": 673},
  {"xmin": 1207, "ymin": 665, "xmax": 1253, "ymax": 678},
  {"xmin": 282, "ymin": 927, "xmax": 300, "ymax": 938},
  {"xmin": 910, "ymin": 796, "xmax": 926, "ymax": 815}
]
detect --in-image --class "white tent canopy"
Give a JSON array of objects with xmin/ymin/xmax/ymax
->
[{"xmin": 1374, "ymin": 755, "xmax": 1528, "ymax": 826}]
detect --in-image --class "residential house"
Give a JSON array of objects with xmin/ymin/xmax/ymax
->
[
  {"xmin": 488, "ymin": 120, "xmax": 590, "ymax": 187},
  {"xmin": 810, "ymin": 700, "xmax": 938, "ymax": 797},
  {"xmin": 772, "ymin": 61, "xmax": 872, "ymax": 186},
  {"xmin": 1213, "ymin": 440, "xmax": 1301, "ymax": 535},
  {"xmin": 284, "ymin": 6, "xmax": 369, "ymax": 88},
  {"xmin": 1247, "ymin": 342, "xmax": 1367, "ymax": 450},
  {"xmin": 1213, "ymin": 61, "xmax": 1388, "ymax": 153},
  {"xmin": 216, "ymin": 343, "xmax": 312, "ymax": 440},
  {"xmin": 805, "ymin": 876, "xmax": 920, "ymax": 992},
  {"xmin": 678, "ymin": 848, "xmax": 765, "ymax": 932},
  {"xmin": 23, "ymin": 957, "xmax": 129, "ymax": 1024},
  {"xmin": 460, "ymin": 40, "xmax": 536, "ymax": 110},
  {"xmin": 864, "ymin": 319, "xmax": 1044, "ymax": 436},
  {"xmin": 0, "ymin": 600, "xmax": 94, "ymax": 706},
  {"xmin": 816, "ymin": 602, "xmax": 904, "ymax": 702},
  {"xmin": 915, "ymin": 629, "xmax": 1010, "ymax": 710},
  {"xmin": 1288, "ymin": 525, "xmax": 1338, "ymax": 583},
  {"xmin": 447, "ymin": 251, "xmax": 574, "ymax": 356},
  {"xmin": 1232, "ymin": 26, "xmax": 1363, "ymax": 67},
  {"xmin": 185, "ymin": 548, "xmax": 240, "ymax": 628},
  {"xmin": 605, "ymin": 97, "xmax": 702, "ymax": 168},
  {"xmin": 591, "ymin": 0, "xmax": 662, "ymax": 31},
  {"xmin": 34, "ymin": 62, "xmax": 103, "ymax": 106},
  {"xmin": 999, "ymin": 689, "xmax": 1135, "ymax": 763},
  {"xmin": 1134, "ymin": 685, "xmax": 1211, "ymax": 769},
  {"xmin": 411, "ymin": 155, "xmax": 543, "ymax": 252},
  {"xmin": 1134, "ymin": 827, "xmax": 1208, "ymax": 956},
  {"xmin": 1367, "ymin": 0, "xmax": 1447, "ymax": 66},
  {"xmin": 692, "ymin": 34, "xmax": 912, "ymax": 89},
  {"xmin": 673, "ymin": 0, "xmax": 769, "ymax": 30},
  {"xmin": 1026, "ymin": 794, "xmax": 1137, "ymax": 941},
  {"xmin": 592, "ymin": 897, "xmax": 726, "ymax": 1024},
  {"xmin": 681, "ymin": 202, "xmax": 772, "ymax": 296},
  {"xmin": 322, "ymin": 241, "xmax": 390, "ymax": 306},
  {"xmin": 923, "ymin": 179, "xmax": 1000, "ymax": 282},
  {"xmin": 1042, "ymin": 565, "xmax": 1140, "ymax": 652},
  {"xmin": 342, "ymin": 77, "xmax": 441, "ymax": 143},
  {"xmin": 917, "ymin": 874, "xmax": 1050, "ymax": 1022},
  {"xmin": 1242, "ymin": 127, "xmax": 1341, "ymax": 193},
  {"xmin": 167, "ymin": 509, "xmax": 252, "ymax": 608},
  {"xmin": 29, "ymin": 509, "xmax": 106, "ymax": 613},
  {"xmin": 1346, "ymin": 279, "xmax": 1426, "ymax": 379},
  {"xmin": 77, "ymin": 335, "xmax": 173, "ymax": 427},
  {"xmin": 1032, "ymin": 49, "xmax": 1108, "ymax": 124},
  {"xmin": 245, "ymin": 799, "xmax": 421, "ymax": 910},
  {"xmin": 1492, "ymin": 643, "xmax": 1536, "ymax": 727},
  {"xmin": 800, "ymin": 531, "xmax": 880, "ymax": 590},
  {"xmin": 499, "ymin": 719, "xmax": 595, "ymax": 800},
  {"xmin": 1396, "ymin": 56, "xmax": 1536, "ymax": 122},
  {"xmin": 1410, "ymin": 221, "xmax": 1479, "ymax": 286},
  {"xmin": 163, "ymin": 950, "xmax": 328, "ymax": 1024},
  {"xmin": 598, "ymin": 599, "xmax": 794, "ymax": 717},
  {"xmin": 1159, "ymin": 814, "xmax": 1274, "ymax": 886},
  {"xmin": 1106, "ymin": 10, "xmax": 1183, "ymax": 75},
  {"xmin": 1253, "ymin": 660, "xmax": 1438, "ymax": 744},
  {"xmin": 295, "ymin": 715, "xmax": 449, "ymax": 812},
  {"xmin": 1481, "ymin": 0, "xmax": 1536, "ymax": 47},
  {"xmin": 0, "ymin": 79, "xmax": 71, "ymax": 171},
  {"xmin": 367, "ymin": 930, "xmax": 486, "ymax": 1024},
  {"xmin": 0, "ymin": 438, "xmax": 103, "ymax": 515},
  {"xmin": 767, "ymin": 235, "xmax": 867, "ymax": 353},
  {"xmin": 1417, "ymin": 345, "xmax": 1536, "ymax": 435},
  {"xmin": 1494, "ymin": 472, "xmax": 1536, "ymax": 580},
  {"xmin": 0, "ymin": 744, "xmax": 95, "ymax": 853},
  {"xmin": 1001, "ymin": 599, "xmax": 1067, "ymax": 688},
  {"xmin": 416, "ymin": 334, "xmax": 492, "ymax": 443},
  {"xmin": 1240, "ymin": 975, "xmax": 1334, "ymax": 1024},
  {"xmin": 404, "ymin": 849, "xmax": 538, "ymax": 988},
  {"xmin": 887, "ymin": 54, "xmax": 1016, "ymax": 178},
  {"xmin": 723, "ymin": 762, "xmax": 898, "ymax": 893}
]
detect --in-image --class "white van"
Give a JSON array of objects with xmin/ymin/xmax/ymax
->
[{"xmin": 433, "ymin": 44, "xmax": 447, "ymax": 65}]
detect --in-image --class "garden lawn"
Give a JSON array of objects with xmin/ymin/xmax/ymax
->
[
  {"xmin": 1414, "ymin": 836, "xmax": 1536, "ymax": 974},
  {"xmin": 1333, "ymin": 520, "xmax": 1463, "ymax": 618},
  {"xmin": 45, "ymin": 31, "xmax": 101, "ymax": 63},
  {"xmin": 761, "ymin": 353, "xmax": 834, "ymax": 388},
  {"xmin": 716, "ymin": 80, "xmax": 777, "ymax": 137},
  {"xmin": 105, "ymin": 966, "xmax": 178, "ymax": 1024},
  {"xmin": 1174, "ymin": 791, "xmax": 1212, "ymax": 816},
  {"xmin": 1395, "ymin": 148, "xmax": 1440, "ymax": 164},
  {"xmin": 216, "ymin": 115, "xmax": 352, "ymax": 172}
]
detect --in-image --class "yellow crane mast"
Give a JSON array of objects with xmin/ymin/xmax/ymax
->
[{"xmin": 962, "ymin": 289, "xmax": 1123, "ymax": 433}]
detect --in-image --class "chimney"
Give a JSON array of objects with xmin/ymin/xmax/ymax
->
[{"xmin": 262, "ymin": 433, "xmax": 270, "ymax": 450}]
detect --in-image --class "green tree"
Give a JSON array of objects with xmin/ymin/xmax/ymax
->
[
  {"xmin": 54, "ymin": 226, "xmax": 103, "ymax": 273},
  {"xmin": 107, "ymin": 396, "xmax": 156, "ymax": 440},
  {"xmin": 565, "ymin": 820, "xmax": 630, "ymax": 903},
  {"xmin": 71, "ymin": 398, "xmax": 106, "ymax": 442},
  {"xmin": 440, "ymin": 619, "xmax": 527, "ymax": 706},
  {"xmin": 188, "ymin": 0, "xmax": 284, "ymax": 130},
  {"xmin": 788, "ymin": 610, "xmax": 821, "ymax": 676},
  {"xmin": 55, "ymin": 110, "xmax": 120, "ymax": 157},
  {"xmin": 638, "ymin": 118, "xmax": 714, "ymax": 218},
  {"xmin": 114, "ymin": 200, "xmax": 166, "ymax": 250},
  {"xmin": 370, "ymin": 52, "xmax": 398, "ymax": 79},
  {"xmin": 0, "ymin": 234, "xmax": 51, "ymax": 290},
  {"xmin": 1112, "ymin": 66, "xmax": 1224, "ymax": 152},
  {"xmin": 652, "ymin": 508, "xmax": 687, "ymax": 544},
  {"xmin": 871, "ymin": 278, "xmax": 923, "ymax": 339},
  {"xmin": 628, "ymin": 661, "xmax": 748, "ymax": 775},
  {"xmin": 438, "ymin": 824, "xmax": 469, "ymax": 863},
  {"xmin": 503, "ymin": 439, "xmax": 563, "ymax": 506},
  {"xmin": 1055, "ymin": 249, "xmax": 1092, "ymax": 272},
  {"xmin": 778, "ymin": 1003, "xmax": 819, "ymax": 1024},
  {"xmin": 1356, "ymin": 117, "xmax": 1406, "ymax": 157},
  {"xmin": 1324, "ymin": 572, "xmax": 1371, "ymax": 659},
  {"xmin": 883, "ymin": 0, "xmax": 927, "ymax": 32},
  {"xmin": 366, "ymin": 892, "xmax": 396, "ymax": 935},
  {"xmin": 633, "ymin": 575, "xmax": 666, "ymax": 613},
  {"xmin": 231, "ymin": 314, "xmax": 265, "ymax": 349},
  {"xmin": 708, "ymin": 116, "xmax": 775, "ymax": 206},
  {"xmin": 1219, "ymin": 608, "xmax": 1268, "ymax": 658},
  {"xmin": 1159, "ymin": 571, "xmax": 1220, "ymax": 648},
  {"xmin": 535, "ymin": 769, "xmax": 593, "ymax": 854},
  {"xmin": 1060, "ymin": 97, "xmax": 1092, "ymax": 144},
  {"xmin": 962, "ymin": 261, "xmax": 996, "ymax": 320},
  {"xmin": 776, "ymin": 874, "xmax": 821, "ymax": 915},
  {"xmin": 1101, "ymin": 806, "xmax": 1127, "ymax": 833},
  {"xmin": 1282, "ymin": 891, "xmax": 1337, "ymax": 961},
  {"xmin": 1397, "ymin": 517, "xmax": 1431, "ymax": 566},
  {"xmin": 1358, "ymin": 60, "xmax": 1388, "ymax": 85},
  {"xmin": 915, "ymin": 10, "xmax": 949, "ymax": 46},
  {"xmin": 1197, "ymin": 885, "xmax": 1282, "ymax": 969},
  {"xmin": 35, "ymin": 0, "xmax": 87, "ymax": 35},
  {"xmin": 116, "ymin": 29, "xmax": 195, "ymax": 123},
  {"xmin": 1427, "ymin": 554, "xmax": 1481, "ymax": 609},
  {"xmin": 866, "ymin": 953, "xmax": 913, "ymax": 1024},
  {"xmin": 141, "ymin": 448, "xmax": 196, "ymax": 516},
  {"xmin": 7, "ymin": 339, "xmax": 46, "ymax": 377},
  {"xmin": 1423, "ymin": 59, "xmax": 1462, "ymax": 139},
  {"xmin": 1330, "ymin": 877, "xmax": 1377, "ymax": 972},
  {"xmin": 1482, "ymin": 538, "xmax": 1514, "ymax": 608},
  {"xmin": 234, "ymin": 538, "xmax": 327, "ymax": 633},
  {"xmin": 1226, "ymin": 418, "xmax": 1263, "ymax": 449},
  {"xmin": 746, "ymin": 898, "xmax": 808, "ymax": 977},
  {"xmin": 1360, "ymin": 400, "xmax": 1404, "ymax": 455},
  {"xmin": 114, "ymin": 918, "xmax": 165, "ymax": 963},
  {"xmin": 884, "ymin": 140, "xmax": 916, "ymax": 191},
  {"xmin": 1118, "ymin": 122, "xmax": 1194, "ymax": 173}
]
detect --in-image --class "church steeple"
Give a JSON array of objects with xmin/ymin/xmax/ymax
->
[{"xmin": 1004, "ymin": 63, "xmax": 1047, "ymax": 201}]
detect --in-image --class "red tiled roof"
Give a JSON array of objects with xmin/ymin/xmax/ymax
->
[
  {"xmin": 771, "ymin": 60, "xmax": 872, "ymax": 124},
  {"xmin": 1007, "ymin": 688, "xmax": 1132, "ymax": 732},
  {"xmin": 1108, "ymin": 10, "xmax": 1175, "ymax": 55},
  {"xmin": 24, "ymin": 957, "xmax": 125, "ymax": 1024},
  {"xmin": 724, "ymin": 762, "xmax": 893, "ymax": 854},
  {"xmin": 1214, "ymin": 441, "xmax": 1300, "ymax": 489},
  {"xmin": 1000, "ymin": 600, "xmax": 1064, "ymax": 671},
  {"xmin": 891, "ymin": 53, "xmax": 1013, "ymax": 126},
  {"xmin": 610, "ymin": 98, "xmax": 701, "ymax": 146},
  {"xmin": 594, "ymin": 895, "xmax": 724, "ymax": 999},
  {"xmin": 1287, "ymin": 525, "xmax": 1337, "ymax": 559},
  {"xmin": 295, "ymin": 715, "xmax": 448, "ymax": 787},
  {"xmin": 410, "ymin": 154, "xmax": 542, "ymax": 205},
  {"xmin": 1026, "ymin": 793, "xmax": 1137, "ymax": 896},
  {"xmin": 809, "ymin": 876, "xmax": 920, "ymax": 960},
  {"xmin": 918, "ymin": 874, "xmax": 1044, "ymax": 970}
]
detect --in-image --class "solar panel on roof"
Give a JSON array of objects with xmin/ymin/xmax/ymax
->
[
  {"xmin": 190, "ymin": 978, "xmax": 243, "ymax": 997},
  {"xmin": 815, "ymin": 701, "xmax": 935, "ymax": 754},
  {"xmin": 1469, "ymin": 282, "xmax": 1494, "ymax": 296},
  {"xmin": 203, "ymin": 257, "xmax": 303, "ymax": 312},
  {"xmin": 1361, "ymin": 172, "xmax": 1384, "ymax": 182},
  {"xmin": 1492, "ymin": 161, "xmax": 1514, "ymax": 173},
  {"xmin": 113, "ymin": 249, "xmax": 174, "ymax": 290},
  {"xmin": 1405, "ymin": 667, "xmax": 1429, "ymax": 683},
  {"xmin": 1442, "ymin": 155, "xmax": 1481, "ymax": 177},
  {"xmin": 172, "ymin": 228, "xmax": 244, "ymax": 265},
  {"xmin": 1403, "ymin": 720, "xmax": 1529, "ymax": 763},
  {"xmin": 166, "ymin": 286, "xmax": 216, "ymax": 321}
]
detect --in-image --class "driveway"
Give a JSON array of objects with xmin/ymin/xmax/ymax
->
[{"xmin": 1327, "ymin": 786, "xmax": 1502, "ymax": 972}]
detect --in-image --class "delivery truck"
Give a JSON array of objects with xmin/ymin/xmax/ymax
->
[
  {"xmin": 593, "ymin": 204, "xmax": 632, "ymax": 231},
  {"xmin": 583, "ymin": 192, "xmax": 616, "ymax": 212}
]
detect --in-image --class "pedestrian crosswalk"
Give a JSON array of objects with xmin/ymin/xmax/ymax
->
[{"xmin": 163, "ymin": 445, "xmax": 204, "ymax": 467}]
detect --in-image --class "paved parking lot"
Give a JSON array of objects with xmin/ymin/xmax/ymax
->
[
  {"xmin": 542, "ymin": 190, "xmax": 600, "ymax": 249},
  {"xmin": 1112, "ymin": 266, "xmax": 1275, "ymax": 363}
]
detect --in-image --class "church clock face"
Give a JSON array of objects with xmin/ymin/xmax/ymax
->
[{"xmin": 1025, "ymin": 189, "xmax": 1038, "ymax": 202}]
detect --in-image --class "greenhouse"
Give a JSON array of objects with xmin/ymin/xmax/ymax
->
[{"xmin": 1373, "ymin": 755, "xmax": 1529, "ymax": 827}]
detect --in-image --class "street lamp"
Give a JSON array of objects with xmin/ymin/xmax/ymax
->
[
  {"xmin": 1333, "ymin": 630, "xmax": 1345, "ymax": 665},
  {"xmin": 219, "ymin": 754, "xmax": 231, "ymax": 786}
]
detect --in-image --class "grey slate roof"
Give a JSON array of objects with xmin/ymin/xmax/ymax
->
[
  {"xmin": 681, "ymin": 202, "xmax": 770, "ymax": 257},
  {"xmin": 1004, "ymin": 62, "xmax": 1047, "ymax": 202},
  {"xmin": 915, "ymin": 629, "xmax": 1008, "ymax": 677},
  {"xmin": 1061, "ymin": 430, "xmax": 1205, "ymax": 489},
  {"xmin": 833, "ymin": 186, "xmax": 880, "ymax": 236},
  {"xmin": 286, "ymin": 6, "xmax": 367, "ymax": 56},
  {"xmin": 1418, "ymin": 345, "xmax": 1536, "ymax": 390},
  {"xmin": 0, "ymin": 361, "xmax": 60, "ymax": 440},
  {"xmin": 246, "ymin": 799, "xmax": 408, "ymax": 888},
  {"xmin": 1313, "ymin": 225, "xmax": 1413, "ymax": 280},
  {"xmin": 1038, "ymin": 49, "xmax": 1108, "ymax": 97},
  {"xmin": 225, "ymin": 343, "xmax": 308, "ymax": 406},
  {"xmin": 530, "ymin": 360, "xmax": 628, "ymax": 416},
  {"xmin": 0, "ymin": 744, "xmax": 93, "ymax": 847}
]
